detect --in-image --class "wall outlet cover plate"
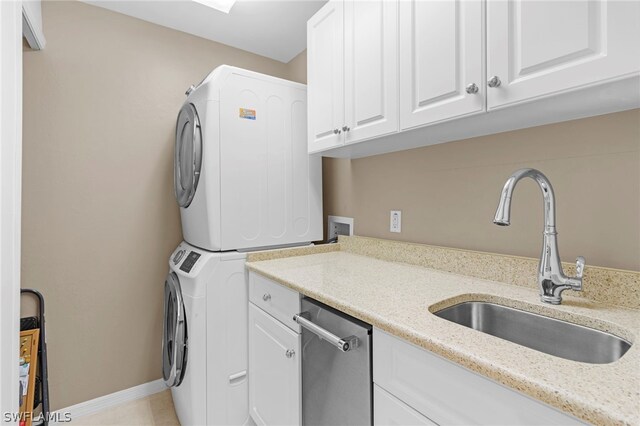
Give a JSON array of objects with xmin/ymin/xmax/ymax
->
[{"xmin": 390, "ymin": 210, "xmax": 401, "ymax": 233}]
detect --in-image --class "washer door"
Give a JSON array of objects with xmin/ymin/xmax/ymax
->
[
  {"xmin": 174, "ymin": 103, "xmax": 202, "ymax": 208},
  {"xmin": 162, "ymin": 272, "xmax": 188, "ymax": 387}
]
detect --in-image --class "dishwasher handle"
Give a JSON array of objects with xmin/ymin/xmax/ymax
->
[{"xmin": 293, "ymin": 312, "xmax": 359, "ymax": 352}]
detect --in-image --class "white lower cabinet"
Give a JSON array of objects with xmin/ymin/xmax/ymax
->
[
  {"xmin": 248, "ymin": 303, "xmax": 301, "ymax": 426},
  {"xmin": 374, "ymin": 385, "xmax": 436, "ymax": 426},
  {"xmin": 373, "ymin": 329, "xmax": 583, "ymax": 426},
  {"xmin": 247, "ymin": 273, "xmax": 583, "ymax": 426}
]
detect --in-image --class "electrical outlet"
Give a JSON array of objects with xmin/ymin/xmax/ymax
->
[
  {"xmin": 327, "ymin": 215, "xmax": 354, "ymax": 241},
  {"xmin": 390, "ymin": 210, "xmax": 402, "ymax": 233}
]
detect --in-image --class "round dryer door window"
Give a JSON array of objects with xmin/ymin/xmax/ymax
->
[
  {"xmin": 162, "ymin": 272, "xmax": 188, "ymax": 387},
  {"xmin": 174, "ymin": 103, "xmax": 202, "ymax": 208}
]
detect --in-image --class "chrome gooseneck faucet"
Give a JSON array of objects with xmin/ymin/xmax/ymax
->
[{"xmin": 493, "ymin": 168, "xmax": 585, "ymax": 305}]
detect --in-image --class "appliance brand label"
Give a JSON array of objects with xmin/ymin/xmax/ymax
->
[{"xmin": 239, "ymin": 108, "xmax": 256, "ymax": 120}]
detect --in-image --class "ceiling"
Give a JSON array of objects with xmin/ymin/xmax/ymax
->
[{"xmin": 81, "ymin": 0, "xmax": 327, "ymax": 63}]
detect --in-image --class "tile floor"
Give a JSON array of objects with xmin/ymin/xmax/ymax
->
[{"xmin": 72, "ymin": 390, "xmax": 180, "ymax": 425}]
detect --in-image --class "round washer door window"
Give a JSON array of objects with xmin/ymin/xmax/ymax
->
[
  {"xmin": 174, "ymin": 103, "xmax": 202, "ymax": 208},
  {"xmin": 162, "ymin": 272, "xmax": 188, "ymax": 387}
]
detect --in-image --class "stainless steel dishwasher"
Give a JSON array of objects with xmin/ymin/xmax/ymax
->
[{"xmin": 294, "ymin": 297, "xmax": 372, "ymax": 426}]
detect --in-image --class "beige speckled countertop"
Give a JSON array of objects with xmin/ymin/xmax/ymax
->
[{"xmin": 246, "ymin": 241, "xmax": 640, "ymax": 425}]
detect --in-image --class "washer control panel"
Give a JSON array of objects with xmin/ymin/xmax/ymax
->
[{"xmin": 179, "ymin": 251, "xmax": 201, "ymax": 273}]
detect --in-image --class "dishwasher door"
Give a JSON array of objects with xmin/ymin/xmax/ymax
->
[{"xmin": 300, "ymin": 297, "xmax": 372, "ymax": 426}]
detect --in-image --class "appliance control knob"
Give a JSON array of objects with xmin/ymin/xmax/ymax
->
[
  {"xmin": 173, "ymin": 250, "xmax": 185, "ymax": 264},
  {"xmin": 262, "ymin": 293, "xmax": 271, "ymax": 302}
]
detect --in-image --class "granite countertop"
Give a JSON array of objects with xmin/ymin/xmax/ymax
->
[{"xmin": 245, "ymin": 241, "xmax": 640, "ymax": 426}]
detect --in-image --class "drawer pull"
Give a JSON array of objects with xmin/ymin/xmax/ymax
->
[{"xmin": 262, "ymin": 293, "xmax": 271, "ymax": 302}]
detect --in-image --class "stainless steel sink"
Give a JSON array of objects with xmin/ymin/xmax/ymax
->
[{"xmin": 434, "ymin": 301, "xmax": 631, "ymax": 364}]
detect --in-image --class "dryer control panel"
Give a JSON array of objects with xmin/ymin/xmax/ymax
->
[{"xmin": 179, "ymin": 251, "xmax": 201, "ymax": 273}]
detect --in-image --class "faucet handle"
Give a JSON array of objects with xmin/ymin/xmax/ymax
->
[{"xmin": 575, "ymin": 256, "xmax": 586, "ymax": 279}]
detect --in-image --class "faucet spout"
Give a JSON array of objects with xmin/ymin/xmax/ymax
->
[
  {"xmin": 493, "ymin": 168, "xmax": 584, "ymax": 305},
  {"xmin": 493, "ymin": 168, "xmax": 556, "ymax": 230}
]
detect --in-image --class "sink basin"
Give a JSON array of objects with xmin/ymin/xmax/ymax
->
[{"xmin": 434, "ymin": 301, "xmax": 631, "ymax": 364}]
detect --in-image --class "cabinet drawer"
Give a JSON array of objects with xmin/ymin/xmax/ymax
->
[
  {"xmin": 374, "ymin": 384, "xmax": 436, "ymax": 426},
  {"xmin": 373, "ymin": 329, "xmax": 583, "ymax": 425},
  {"xmin": 249, "ymin": 272, "xmax": 300, "ymax": 332}
]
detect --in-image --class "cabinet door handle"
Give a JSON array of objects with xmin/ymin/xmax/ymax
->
[
  {"xmin": 487, "ymin": 76, "xmax": 502, "ymax": 88},
  {"xmin": 342, "ymin": 126, "xmax": 350, "ymax": 132},
  {"xmin": 262, "ymin": 293, "xmax": 271, "ymax": 302},
  {"xmin": 285, "ymin": 349, "xmax": 295, "ymax": 358},
  {"xmin": 465, "ymin": 83, "xmax": 479, "ymax": 94},
  {"xmin": 333, "ymin": 128, "xmax": 342, "ymax": 135}
]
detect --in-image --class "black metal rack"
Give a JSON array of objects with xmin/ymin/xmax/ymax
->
[{"xmin": 20, "ymin": 289, "xmax": 50, "ymax": 426}]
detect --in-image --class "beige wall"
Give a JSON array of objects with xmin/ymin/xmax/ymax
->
[
  {"xmin": 22, "ymin": 1, "xmax": 296, "ymax": 410},
  {"xmin": 285, "ymin": 50, "xmax": 307, "ymax": 84},
  {"xmin": 323, "ymin": 109, "xmax": 640, "ymax": 271}
]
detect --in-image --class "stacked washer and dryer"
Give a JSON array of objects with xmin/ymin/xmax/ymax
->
[{"xmin": 162, "ymin": 65, "xmax": 322, "ymax": 426}]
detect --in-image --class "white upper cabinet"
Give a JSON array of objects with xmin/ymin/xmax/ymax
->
[
  {"xmin": 308, "ymin": 0, "xmax": 399, "ymax": 153},
  {"xmin": 306, "ymin": 0, "xmax": 639, "ymax": 157},
  {"xmin": 399, "ymin": 0, "xmax": 484, "ymax": 129},
  {"xmin": 487, "ymin": 0, "xmax": 640, "ymax": 109},
  {"xmin": 307, "ymin": 0, "xmax": 345, "ymax": 153},
  {"xmin": 344, "ymin": 0, "xmax": 399, "ymax": 143}
]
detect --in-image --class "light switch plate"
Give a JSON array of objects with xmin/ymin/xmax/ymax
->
[{"xmin": 390, "ymin": 210, "xmax": 401, "ymax": 233}]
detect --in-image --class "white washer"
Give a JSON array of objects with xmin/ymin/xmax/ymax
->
[
  {"xmin": 163, "ymin": 242, "xmax": 252, "ymax": 426},
  {"xmin": 174, "ymin": 65, "xmax": 322, "ymax": 252}
]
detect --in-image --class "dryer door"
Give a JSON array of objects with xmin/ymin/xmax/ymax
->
[
  {"xmin": 174, "ymin": 103, "xmax": 202, "ymax": 208},
  {"xmin": 162, "ymin": 272, "xmax": 188, "ymax": 387}
]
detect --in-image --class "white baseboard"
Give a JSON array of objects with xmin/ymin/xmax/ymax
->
[{"xmin": 52, "ymin": 379, "xmax": 167, "ymax": 424}]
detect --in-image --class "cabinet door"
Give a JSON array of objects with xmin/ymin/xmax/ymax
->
[
  {"xmin": 374, "ymin": 385, "xmax": 437, "ymax": 426},
  {"xmin": 249, "ymin": 304, "xmax": 301, "ymax": 426},
  {"xmin": 399, "ymin": 0, "xmax": 484, "ymax": 130},
  {"xmin": 374, "ymin": 329, "xmax": 583, "ymax": 425},
  {"xmin": 344, "ymin": 0, "xmax": 398, "ymax": 144},
  {"xmin": 487, "ymin": 0, "xmax": 640, "ymax": 109},
  {"xmin": 307, "ymin": 0, "xmax": 345, "ymax": 153}
]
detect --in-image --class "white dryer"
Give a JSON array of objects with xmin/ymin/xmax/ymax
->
[
  {"xmin": 162, "ymin": 242, "xmax": 252, "ymax": 426},
  {"xmin": 174, "ymin": 65, "xmax": 323, "ymax": 252}
]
